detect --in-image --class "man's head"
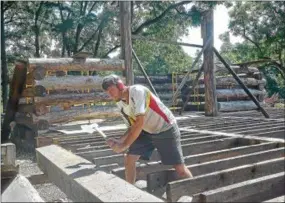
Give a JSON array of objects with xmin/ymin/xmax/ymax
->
[{"xmin": 102, "ymin": 74, "xmax": 126, "ymax": 101}]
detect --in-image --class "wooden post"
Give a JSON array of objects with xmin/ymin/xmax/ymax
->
[
  {"xmin": 2, "ymin": 60, "xmax": 28, "ymax": 142},
  {"xmin": 202, "ymin": 9, "xmax": 218, "ymax": 116},
  {"xmin": 120, "ymin": 1, "xmax": 133, "ymax": 85}
]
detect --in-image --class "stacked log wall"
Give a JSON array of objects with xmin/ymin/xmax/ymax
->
[
  {"xmin": 16, "ymin": 57, "xmax": 125, "ymax": 132},
  {"xmin": 134, "ymin": 63, "xmax": 266, "ymax": 112}
]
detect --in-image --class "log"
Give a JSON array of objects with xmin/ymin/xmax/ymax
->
[
  {"xmin": 34, "ymin": 92, "xmax": 112, "ymax": 106},
  {"xmin": 18, "ymin": 104, "xmax": 49, "ymax": 117},
  {"xmin": 35, "ymin": 75, "xmax": 104, "ymax": 91},
  {"xmin": 28, "ymin": 58, "xmax": 125, "ymax": 75},
  {"xmin": 138, "ymin": 77, "xmax": 264, "ymax": 89},
  {"xmin": 37, "ymin": 105, "xmax": 120, "ymax": 124},
  {"xmin": 218, "ymin": 101, "xmax": 259, "ymax": 112},
  {"xmin": 15, "ymin": 112, "xmax": 50, "ymax": 131},
  {"xmin": 21, "ymin": 86, "xmax": 47, "ymax": 97}
]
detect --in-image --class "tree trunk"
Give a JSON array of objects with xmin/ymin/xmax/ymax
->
[{"xmin": 1, "ymin": 2, "xmax": 8, "ymax": 110}]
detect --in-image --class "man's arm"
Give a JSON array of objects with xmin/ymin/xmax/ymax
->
[{"xmin": 110, "ymin": 115, "xmax": 144, "ymax": 153}]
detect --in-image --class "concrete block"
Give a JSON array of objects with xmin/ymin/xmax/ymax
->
[
  {"xmin": 198, "ymin": 172, "xmax": 285, "ymax": 202},
  {"xmin": 263, "ymin": 195, "xmax": 285, "ymax": 202},
  {"xmin": 1, "ymin": 143, "xmax": 16, "ymax": 166},
  {"xmin": 166, "ymin": 157, "xmax": 285, "ymax": 202},
  {"xmin": 36, "ymin": 145, "xmax": 163, "ymax": 202},
  {"xmin": 2, "ymin": 175, "xmax": 44, "ymax": 202}
]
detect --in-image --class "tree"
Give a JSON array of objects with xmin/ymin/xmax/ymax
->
[
  {"xmin": 225, "ymin": 2, "xmax": 285, "ymax": 78},
  {"xmin": 1, "ymin": 1, "xmax": 16, "ymax": 110}
]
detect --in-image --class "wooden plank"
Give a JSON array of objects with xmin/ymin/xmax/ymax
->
[
  {"xmin": 147, "ymin": 147, "xmax": 285, "ymax": 200},
  {"xmin": 83, "ymin": 138, "xmax": 236, "ymax": 166},
  {"xmin": 166, "ymin": 157, "xmax": 285, "ymax": 202},
  {"xmin": 36, "ymin": 145, "xmax": 162, "ymax": 202},
  {"xmin": 112, "ymin": 138, "xmax": 239, "ymax": 179},
  {"xmin": 113, "ymin": 142, "xmax": 281, "ymax": 180},
  {"xmin": 198, "ymin": 172, "xmax": 285, "ymax": 202}
]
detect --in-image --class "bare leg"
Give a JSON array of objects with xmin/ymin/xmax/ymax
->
[
  {"xmin": 124, "ymin": 154, "xmax": 141, "ymax": 184},
  {"xmin": 173, "ymin": 164, "xmax": 193, "ymax": 179}
]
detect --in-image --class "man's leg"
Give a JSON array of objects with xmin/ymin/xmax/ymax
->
[
  {"xmin": 153, "ymin": 124, "xmax": 193, "ymax": 179},
  {"xmin": 124, "ymin": 154, "xmax": 140, "ymax": 184},
  {"xmin": 173, "ymin": 164, "xmax": 193, "ymax": 179},
  {"xmin": 125, "ymin": 131, "xmax": 155, "ymax": 184}
]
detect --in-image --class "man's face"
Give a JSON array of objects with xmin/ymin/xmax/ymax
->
[{"xmin": 106, "ymin": 85, "xmax": 121, "ymax": 101}]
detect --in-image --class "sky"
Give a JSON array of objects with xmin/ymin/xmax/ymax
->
[
  {"xmin": 109, "ymin": 4, "xmax": 244, "ymax": 58},
  {"xmin": 180, "ymin": 4, "xmax": 244, "ymax": 57}
]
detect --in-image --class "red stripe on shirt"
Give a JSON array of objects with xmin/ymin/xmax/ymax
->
[{"xmin": 149, "ymin": 95, "xmax": 170, "ymax": 123}]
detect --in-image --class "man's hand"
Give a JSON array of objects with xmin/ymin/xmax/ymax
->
[{"xmin": 106, "ymin": 138, "xmax": 128, "ymax": 153}]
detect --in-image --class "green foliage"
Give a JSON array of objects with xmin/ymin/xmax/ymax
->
[{"xmin": 219, "ymin": 1, "xmax": 285, "ymax": 98}]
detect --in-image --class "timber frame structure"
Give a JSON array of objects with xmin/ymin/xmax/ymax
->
[{"xmin": 1, "ymin": 2, "xmax": 284, "ymax": 202}]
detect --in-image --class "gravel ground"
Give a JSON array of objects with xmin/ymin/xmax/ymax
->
[{"xmin": 16, "ymin": 149, "xmax": 72, "ymax": 202}]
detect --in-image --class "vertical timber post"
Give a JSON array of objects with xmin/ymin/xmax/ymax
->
[
  {"xmin": 120, "ymin": 1, "xmax": 134, "ymax": 85},
  {"xmin": 202, "ymin": 9, "xmax": 218, "ymax": 116}
]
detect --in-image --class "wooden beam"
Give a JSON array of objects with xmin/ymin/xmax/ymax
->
[
  {"xmin": 198, "ymin": 172, "xmax": 284, "ymax": 202},
  {"xmin": 202, "ymin": 9, "xmax": 218, "ymax": 116},
  {"xmin": 166, "ymin": 157, "xmax": 284, "ymax": 202},
  {"xmin": 132, "ymin": 35, "xmax": 203, "ymax": 48},
  {"xmin": 2, "ymin": 60, "xmax": 28, "ymax": 141},
  {"xmin": 120, "ymin": 1, "xmax": 133, "ymax": 85}
]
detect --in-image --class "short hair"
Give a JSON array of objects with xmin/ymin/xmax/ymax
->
[{"xmin": 101, "ymin": 74, "xmax": 121, "ymax": 90}]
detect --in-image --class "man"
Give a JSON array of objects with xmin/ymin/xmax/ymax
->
[{"xmin": 102, "ymin": 74, "xmax": 193, "ymax": 184}]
